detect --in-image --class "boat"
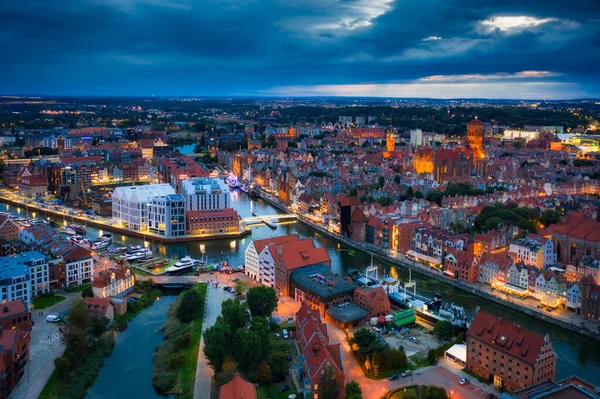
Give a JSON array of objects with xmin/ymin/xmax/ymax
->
[
  {"xmin": 128, "ymin": 245, "xmax": 143, "ymax": 252},
  {"xmin": 225, "ymin": 174, "xmax": 241, "ymax": 189},
  {"xmin": 69, "ymin": 223, "xmax": 87, "ymax": 235},
  {"xmin": 263, "ymin": 219, "xmax": 277, "ymax": 229},
  {"xmin": 91, "ymin": 241, "xmax": 110, "ymax": 250},
  {"xmin": 165, "ymin": 256, "xmax": 198, "ymax": 273},
  {"xmin": 100, "ymin": 232, "xmax": 113, "ymax": 241},
  {"xmin": 240, "ymin": 184, "xmax": 250, "ymax": 194},
  {"xmin": 197, "ymin": 253, "xmax": 207, "ymax": 265},
  {"xmin": 252, "ymin": 212, "xmax": 257, "ymax": 217},
  {"xmin": 110, "ymin": 247, "xmax": 128, "ymax": 254},
  {"xmin": 249, "ymin": 187, "xmax": 260, "ymax": 198},
  {"xmin": 64, "ymin": 227, "xmax": 76, "ymax": 235}
]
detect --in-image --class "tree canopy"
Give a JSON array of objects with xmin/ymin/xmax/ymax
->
[{"xmin": 246, "ymin": 286, "xmax": 278, "ymax": 318}]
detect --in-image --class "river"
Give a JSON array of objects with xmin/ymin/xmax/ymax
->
[
  {"xmin": 86, "ymin": 294, "xmax": 177, "ymax": 399},
  {"xmin": 2, "ymin": 170, "xmax": 599, "ymax": 384}
]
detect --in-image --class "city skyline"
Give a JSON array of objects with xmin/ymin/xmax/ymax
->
[{"xmin": 1, "ymin": 0, "xmax": 599, "ymax": 99}]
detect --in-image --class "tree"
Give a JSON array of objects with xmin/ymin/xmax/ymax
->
[
  {"xmin": 232, "ymin": 328, "xmax": 264, "ymax": 372},
  {"xmin": 81, "ymin": 285, "xmax": 94, "ymax": 298},
  {"xmin": 67, "ymin": 299, "xmax": 91, "ymax": 330},
  {"xmin": 246, "ymin": 286, "xmax": 278, "ymax": 318},
  {"xmin": 345, "ymin": 381, "xmax": 363, "ymax": 399},
  {"xmin": 220, "ymin": 298, "xmax": 250, "ymax": 332},
  {"xmin": 320, "ymin": 364, "xmax": 339, "ymax": 399},
  {"xmin": 54, "ymin": 356, "xmax": 71, "ymax": 377},
  {"xmin": 176, "ymin": 288, "xmax": 204, "ymax": 323},
  {"xmin": 257, "ymin": 360, "xmax": 273, "ymax": 385},
  {"xmin": 540, "ymin": 209, "xmax": 561, "ymax": 227},
  {"xmin": 235, "ymin": 279, "xmax": 249, "ymax": 295},
  {"xmin": 414, "ymin": 190, "xmax": 424, "ymax": 199},
  {"xmin": 424, "ymin": 386, "xmax": 448, "ymax": 399},
  {"xmin": 394, "ymin": 174, "xmax": 401, "ymax": 184},
  {"xmin": 378, "ymin": 176, "xmax": 385, "ymax": 188},
  {"xmin": 433, "ymin": 320, "xmax": 456, "ymax": 342},
  {"xmin": 203, "ymin": 322, "xmax": 231, "ymax": 372},
  {"xmin": 250, "ymin": 317, "xmax": 272, "ymax": 356},
  {"xmin": 62, "ymin": 327, "xmax": 92, "ymax": 365},
  {"xmin": 268, "ymin": 352, "xmax": 288, "ymax": 380},
  {"xmin": 90, "ymin": 316, "xmax": 109, "ymax": 336}
]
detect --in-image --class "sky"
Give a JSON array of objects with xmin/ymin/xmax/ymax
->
[{"xmin": 1, "ymin": 0, "xmax": 599, "ymax": 99}]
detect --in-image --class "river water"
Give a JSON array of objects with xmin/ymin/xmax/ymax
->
[
  {"xmin": 86, "ymin": 295, "xmax": 177, "ymax": 399},
  {"xmin": 2, "ymin": 144, "xmax": 599, "ymax": 386}
]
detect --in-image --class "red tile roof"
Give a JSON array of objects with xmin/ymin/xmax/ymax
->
[
  {"xmin": 351, "ymin": 207, "xmax": 368, "ymax": 223},
  {"xmin": 0, "ymin": 300, "xmax": 27, "ymax": 322},
  {"xmin": 252, "ymin": 234, "xmax": 300, "ymax": 256},
  {"xmin": 468, "ymin": 310, "xmax": 547, "ymax": 365},
  {"xmin": 270, "ymin": 239, "xmax": 330, "ymax": 270},
  {"xmin": 218, "ymin": 374, "xmax": 256, "ymax": 399}
]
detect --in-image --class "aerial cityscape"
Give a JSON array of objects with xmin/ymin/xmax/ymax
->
[{"xmin": 1, "ymin": 1, "xmax": 600, "ymax": 399}]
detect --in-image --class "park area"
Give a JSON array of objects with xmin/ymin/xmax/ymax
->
[{"xmin": 32, "ymin": 294, "xmax": 65, "ymax": 309}]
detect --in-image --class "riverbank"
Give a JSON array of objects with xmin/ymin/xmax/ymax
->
[
  {"xmin": 256, "ymin": 192, "xmax": 600, "ymax": 341},
  {"xmin": 153, "ymin": 283, "xmax": 207, "ymax": 399},
  {"xmin": 0, "ymin": 192, "xmax": 251, "ymax": 243}
]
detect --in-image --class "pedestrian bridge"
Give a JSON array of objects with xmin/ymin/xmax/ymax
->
[{"xmin": 241, "ymin": 214, "xmax": 298, "ymax": 225}]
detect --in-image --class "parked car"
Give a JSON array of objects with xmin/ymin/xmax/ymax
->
[
  {"xmin": 46, "ymin": 315, "xmax": 60, "ymax": 323},
  {"xmin": 282, "ymin": 329, "xmax": 289, "ymax": 339},
  {"xmin": 459, "ymin": 378, "xmax": 470, "ymax": 386},
  {"xmin": 277, "ymin": 385, "xmax": 290, "ymax": 393},
  {"xmin": 274, "ymin": 333, "xmax": 281, "ymax": 339},
  {"xmin": 409, "ymin": 336, "xmax": 417, "ymax": 343},
  {"xmin": 59, "ymin": 326, "xmax": 68, "ymax": 333},
  {"xmin": 388, "ymin": 374, "xmax": 400, "ymax": 381},
  {"xmin": 286, "ymin": 353, "xmax": 292, "ymax": 361},
  {"xmin": 401, "ymin": 370, "xmax": 412, "ymax": 378}
]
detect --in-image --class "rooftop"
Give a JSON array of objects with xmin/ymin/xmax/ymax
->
[
  {"xmin": 290, "ymin": 264, "xmax": 358, "ymax": 300},
  {"xmin": 326, "ymin": 301, "xmax": 370, "ymax": 322}
]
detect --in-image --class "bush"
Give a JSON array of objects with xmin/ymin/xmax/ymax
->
[
  {"xmin": 55, "ymin": 356, "xmax": 71, "ymax": 377},
  {"xmin": 169, "ymin": 353, "xmax": 186, "ymax": 369}
]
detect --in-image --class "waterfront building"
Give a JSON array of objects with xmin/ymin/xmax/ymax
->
[
  {"xmin": 63, "ymin": 246, "xmax": 94, "ymax": 288},
  {"xmin": 218, "ymin": 374, "xmax": 256, "ymax": 399},
  {"xmin": 474, "ymin": 232, "xmax": 507, "ymax": 258},
  {"xmin": 180, "ymin": 177, "xmax": 230, "ymax": 211},
  {"xmin": 18, "ymin": 251, "xmax": 50, "ymax": 298},
  {"xmin": 467, "ymin": 310, "xmax": 556, "ymax": 392},
  {"xmin": 295, "ymin": 301, "xmax": 345, "ymax": 399},
  {"xmin": 580, "ymin": 277, "xmax": 600, "ymax": 321},
  {"xmin": 84, "ymin": 297, "xmax": 114, "ymax": 321},
  {"xmin": 17, "ymin": 167, "xmax": 47, "ymax": 198},
  {"xmin": 550, "ymin": 214, "xmax": 600, "ymax": 266},
  {"xmin": 444, "ymin": 249, "xmax": 478, "ymax": 283},
  {"xmin": 566, "ymin": 281, "xmax": 582, "ymax": 314},
  {"xmin": 353, "ymin": 285, "xmax": 390, "ymax": 319},
  {"xmin": 338, "ymin": 196, "xmax": 363, "ymax": 237},
  {"xmin": 510, "ymin": 376, "xmax": 600, "ymax": 399},
  {"xmin": 244, "ymin": 234, "xmax": 300, "ymax": 284},
  {"xmin": 509, "ymin": 235, "xmax": 556, "ymax": 269},
  {"xmin": 0, "ymin": 216, "xmax": 19, "ymax": 241},
  {"xmin": 148, "ymin": 193, "xmax": 186, "ymax": 237},
  {"xmin": 92, "ymin": 267, "xmax": 135, "ymax": 299},
  {"xmin": 112, "ymin": 183, "xmax": 175, "ymax": 230},
  {"xmin": 186, "ymin": 208, "xmax": 239, "ymax": 235},
  {"xmin": 273, "ymin": 239, "xmax": 331, "ymax": 296},
  {"xmin": 478, "ymin": 252, "xmax": 513, "ymax": 285},
  {"xmin": 0, "ymin": 256, "xmax": 31, "ymax": 308}
]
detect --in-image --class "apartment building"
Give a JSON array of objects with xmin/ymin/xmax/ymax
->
[
  {"xmin": 148, "ymin": 193, "xmax": 186, "ymax": 237},
  {"xmin": 112, "ymin": 184, "xmax": 175, "ymax": 230},
  {"xmin": 180, "ymin": 177, "xmax": 230, "ymax": 211}
]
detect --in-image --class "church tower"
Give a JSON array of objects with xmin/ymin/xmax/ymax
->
[
  {"xmin": 467, "ymin": 118, "xmax": 484, "ymax": 153},
  {"xmin": 386, "ymin": 125, "xmax": 395, "ymax": 152}
]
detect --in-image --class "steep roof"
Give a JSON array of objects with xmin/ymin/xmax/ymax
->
[
  {"xmin": 468, "ymin": 310, "xmax": 547, "ymax": 365},
  {"xmin": 251, "ymin": 234, "xmax": 300, "ymax": 256},
  {"xmin": 218, "ymin": 374, "xmax": 256, "ymax": 399},
  {"xmin": 351, "ymin": 207, "xmax": 369, "ymax": 223},
  {"xmin": 270, "ymin": 239, "xmax": 330, "ymax": 271}
]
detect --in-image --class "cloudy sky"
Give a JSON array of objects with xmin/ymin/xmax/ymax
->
[{"xmin": 1, "ymin": 0, "xmax": 599, "ymax": 99}]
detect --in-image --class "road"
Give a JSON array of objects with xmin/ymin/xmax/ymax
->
[
  {"xmin": 327, "ymin": 324, "xmax": 497, "ymax": 399},
  {"xmin": 9, "ymin": 292, "xmax": 81, "ymax": 399}
]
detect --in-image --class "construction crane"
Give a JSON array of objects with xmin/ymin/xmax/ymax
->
[{"xmin": 80, "ymin": 179, "xmax": 90, "ymax": 208}]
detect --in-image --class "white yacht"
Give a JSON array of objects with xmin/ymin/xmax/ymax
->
[{"xmin": 166, "ymin": 256, "xmax": 197, "ymax": 273}]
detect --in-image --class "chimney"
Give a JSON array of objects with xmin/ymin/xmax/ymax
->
[{"xmin": 277, "ymin": 246, "xmax": 283, "ymax": 256}]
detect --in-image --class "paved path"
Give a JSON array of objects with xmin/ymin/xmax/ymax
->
[
  {"xmin": 9, "ymin": 292, "xmax": 81, "ymax": 399},
  {"xmin": 193, "ymin": 275, "xmax": 232, "ymax": 399}
]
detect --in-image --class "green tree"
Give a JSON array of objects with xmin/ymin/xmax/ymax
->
[
  {"xmin": 378, "ymin": 176, "xmax": 385, "ymax": 187},
  {"xmin": 257, "ymin": 360, "xmax": 273, "ymax": 385},
  {"xmin": 394, "ymin": 174, "xmax": 401, "ymax": 184},
  {"xmin": 250, "ymin": 317, "xmax": 272, "ymax": 356},
  {"xmin": 246, "ymin": 286, "xmax": 278, "ymax": 318},
  {"xmin": 202, "ymin": 322, "xmax": 231, "ymax": 372},
  {"xmin": 268, "ymin": 352, "xmax": 289, "ymax": 380},
  {"xmin": 433, "ymin": 320, "xmax": 456, "ymax": 342},
  {"xmin": 54, "ymin": 356, "xmax": 71, "ymax": 377},
  {"xmin": 81, "ymin": 285, "xmax": 94, "ymax": 298},
  {"xmin": 414, "ymin": 190, "xmax": 424, "ymax": 199},
  {"xmin": 345, "ymin": 381, "xmax": 363, "ymax": 399},
  {"xmin": 176, "ymin": 287, "xmax": 204, "ymax": 323},
  {"xmin": 67, "ymin": 299, "xmax": 91, "ymax": 330},
  {"xmin": 321, "ymin": 364, "xmax": 339, "ymax": 399},
  {"xmin": 235, "ymin": 279, "xmax": 249, "ymax": 295},
  {"xmin": 220, "ymin": 298, "xmax": 250, "ymax": 332},
  {"xmin": 424, "ymin": 386, "xmax": 448, "ymax": 399},
  {"xmin": 540, "ymin": 209, "xmax": 561, "ymax": 227},
  {"xmin": 232, "ymin": 328, "xmax": 263, "ymax": 372},
  {"xmin": 426, "ymin": 191, "xmax": 444, "ymax": 206}
]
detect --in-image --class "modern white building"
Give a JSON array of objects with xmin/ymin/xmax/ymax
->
[
  {"xmin": 410, "ymin": 129, "xmax": 423, "ymax": 147},
  {"xmin": 244, "ymin": 234, "xmax": 300, "ymax": 285},
  {"xmin": 180, "ymin": 178, "xmax": 230, "ymax": 211},
  {"xmin": 0, "ymin": 255, "xmax": 32, "ymax": 308},
  {"xmin": 112, "ymin": 184, "xmax": 175, "ymax": 230},
  {"xmin": 20, "ymin": 251, "xmax": 50, "ymax": 298},
  {"xmin": 63, "ymin": 246, "xmax": 94, "ymax": 288},
  {"xmin": 148, "ymin": 194, "xmax": 186, "ymax": 237}
]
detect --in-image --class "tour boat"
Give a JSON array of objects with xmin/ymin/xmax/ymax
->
[
  {"xmin": 64, "ymin": 227, "xmax": 76, "ymax": 235},
  {"xmin": 100, "ymin": 232, "xmax": 113, "ymax": 241},
  {"xmin": 91, "ymin": 241, "xmax": 110, "ymax": 250}
]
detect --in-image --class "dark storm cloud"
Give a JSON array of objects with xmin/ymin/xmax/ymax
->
[{"xmin": 0, "ymin": 0, "xmax": 599, "ymax": 97}]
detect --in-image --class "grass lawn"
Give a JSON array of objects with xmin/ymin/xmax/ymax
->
[
  {"xmin": 131, "ymin": 268, "xmax": 151, "ymax": 277},
  {"xmin": 38, "ymin": 369, "xmax": 59, "ymax": 399},
  {"xmin": 179, "ymin": 283, "xmax": 208, "ymax": 399},
  {"xmin": 258, "ymin": 384, "xmax": 297, "ymax": 399},
  {"xmin": 388, "ymin": 385, "xmax": 419, "ymax": 399},
  {"xmin": 357, "ymin": 359, "xmax": 411, "ymax": 380},
  {"xmin": 33, "ymin": 295, "xmax": 66, "ymax": 309}
]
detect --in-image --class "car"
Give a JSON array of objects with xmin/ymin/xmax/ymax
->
[
  {"xmin": 459, "ymin": 378, "xmax": 470, "ymax": 386},
  {"xmin": 232, "ymin": 277, "xmax": 239, "ymax": 282},
  {"xmin": 46, "ymin": 315, "xmax": 60, "ymax": 323},
  {"xmin": 59, "ymin": 326, "xmax": 68, "ymax": 333},
  {"xmin": 388, "ymin": 374, "xmax": 400, "ymax": 381},
  {"xmin": 277, "ymin": 385, "xmax": 290, "ymax": 393},
  {"xmin": 274, "ymin": 333, "xmax": 281, "ymax": 339},
  {"xmin": 282, "ymin": 329, "xmax": 289, "ymax": 339},
  {"xmin": 223, "ymin": 286, "xmax": 230, "ymax": 290},
  {"xmin": 401, "ymin": 370, "xmax": 412, "ymax": 377},
  {"xmin": 286, "ymin": 353, "xmax": 292, "ymax": 361},
  {"xmin": 409, "ymin": 336, "xmax": 417, "ymax": 343}
]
